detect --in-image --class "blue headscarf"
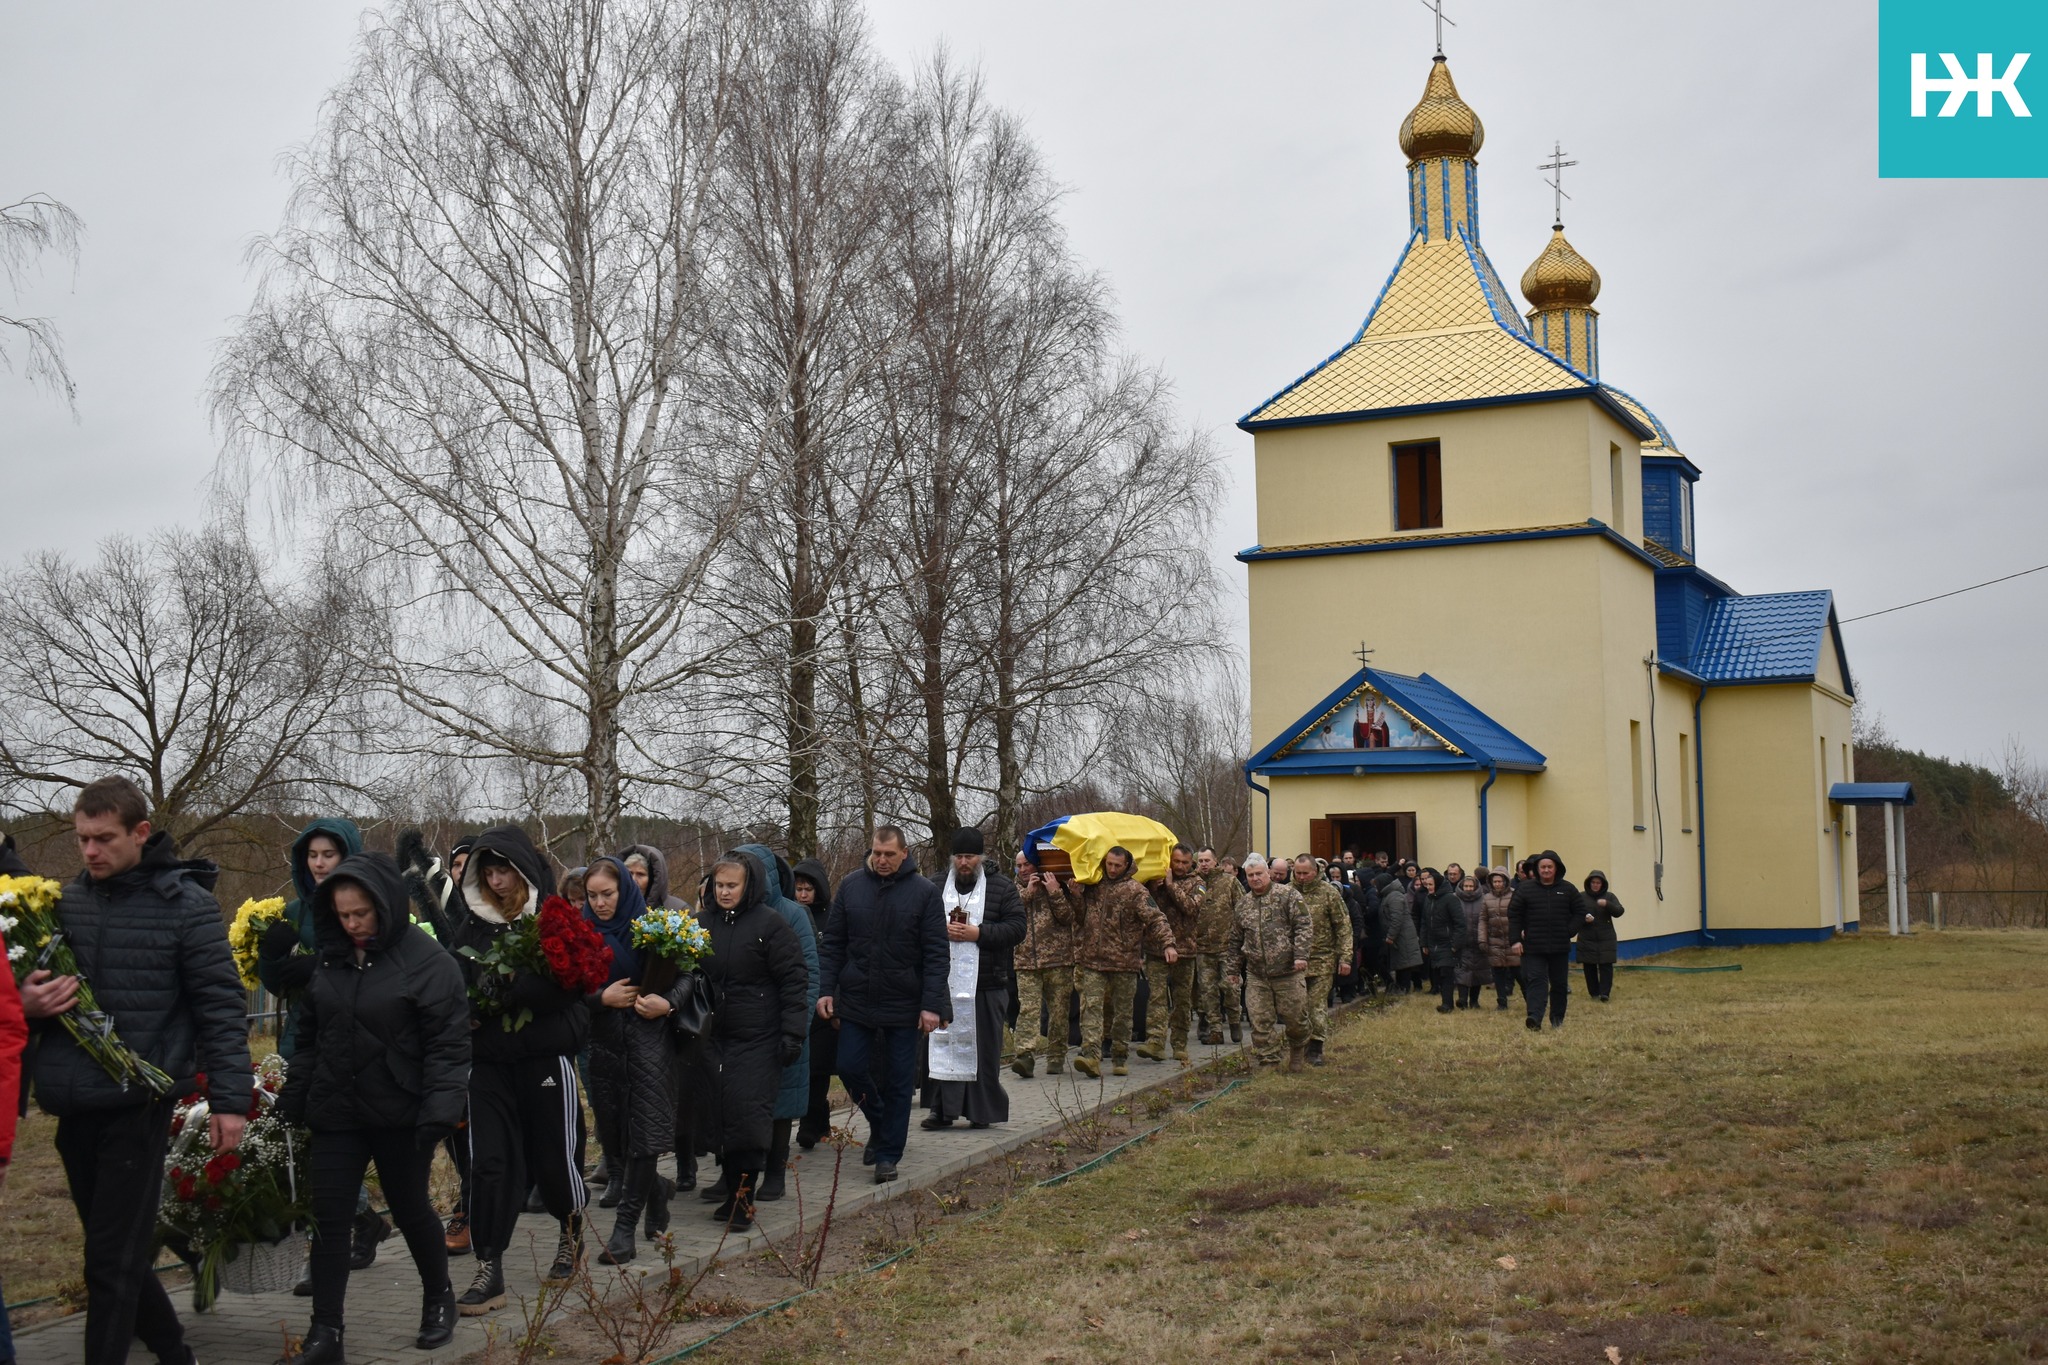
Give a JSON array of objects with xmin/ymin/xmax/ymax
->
[{"xmin": 583, "ymin": 855, "xmax": 647, "ymax": 983}]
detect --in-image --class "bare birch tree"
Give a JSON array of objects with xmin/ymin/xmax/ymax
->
[
  {"xmin": 1, "ymin": 192, "xmax": 84, "ymax": 408},
  {"xmin": 0, "ymin": 527, "xmax": 369, "ymax": 847},
  {"xmin": 215, "ymin": 0, "xmax": 767, "ymax": 852}
]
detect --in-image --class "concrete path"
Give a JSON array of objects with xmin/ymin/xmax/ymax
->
[{"xmin": 15, "ymin": 1035, "xmax": 1249, "ymax": 1365}]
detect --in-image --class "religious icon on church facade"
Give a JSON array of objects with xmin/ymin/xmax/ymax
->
[{"xmin": 1288, "ymin": 687, "xmax": 1447, "ymax": 754}]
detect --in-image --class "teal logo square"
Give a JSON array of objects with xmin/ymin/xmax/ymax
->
[{"xmin": 1880, "ymin": 0, "xmax": 2048, "ymax": 177}]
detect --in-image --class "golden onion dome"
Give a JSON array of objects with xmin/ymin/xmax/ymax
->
[
  {"xmin": 1398, "ymin": 57, "xmax": 1484, "ymax": 162},
  {"xmin": 1520, "ymin": 226, "xmax": 1601, "ymax": 310}
]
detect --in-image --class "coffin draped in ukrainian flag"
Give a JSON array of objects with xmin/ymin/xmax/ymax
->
[{"xmin": 1022, "ymin": 812, "xmax": 1179, "ymax": 884}]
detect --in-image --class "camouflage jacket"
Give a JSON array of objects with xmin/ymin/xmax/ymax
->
[
  {"xmin": 1073, "ymin": 873, "xmax": 1176, "ymax": 974},
  {"xmin": 1224, "ymin": 882, "xmax": 1312, "ymax": 981},
  {"xmin": 1195, "ymin": 869, "xmax": 1246, "ymax": 955},
  {"xmin": 1145, "ymin": 876, "xmax": 1203, "ymax": 962},
  {"xmin": 1014, "ymin": 878, "xmax": 1078, "ymax": 971},
  {"xmin": 1294, "ymin": 877, "xmax": 1355, "ymax": 968}
]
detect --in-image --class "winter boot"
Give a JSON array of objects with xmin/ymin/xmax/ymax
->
[
  {"xmin": 1285, "ymin": 1045, "xmax": 1307, "ymax": 1073},
  {"xmin": 597, "ymin": 1153, "xmax": 625, "ymax": 1208},
  {"xmin": 675, "ymin": 1149, "xmax": 697, "ymax": 1192},
  {"xmin": 600, "ymin": 1160, "xmax": 652, "ymax": 1265},
  {"xmin": 711, "ymin": 1171, "xmax": 759, "ymax": 1230},
  {"xmin": 1010, "ymin": 1050, "xmax": 1036, "ymax": 1079},
  {"xmin": 699, "ymin": 1163, "xmax": 729, "ymax": 1201},
  {"xmin": 442, "ymin": 1211, "xmax": 471, "ymax": 1257},
  {"xmin": 275, "ymin": 1321, "xmax": 346, "ymax": 1365},
  {"xmin": 757, "ymin": 1121, "xmax": 791, "ymax": 1202},
  {"xmin": 416, "ymin": 1287, "xmax": 457, "ymax": 1349},
  {"xmin": 644, "ymin": 1173, "xmax": 674, "ymax": 1239},
  {"xmin": 456, "ymin": 1257, "xmax": 505, "ymax": 1316},
  {"xmin": 349, "ymin": 1209, "xmax": 391, "ymax": 1271},
  {"xmin": 544, "ymin": 1214, "xmax": 582, "ymax": 1283}
]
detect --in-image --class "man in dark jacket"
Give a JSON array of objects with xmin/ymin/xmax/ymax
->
[
  {"xmin": 817, "ymin": 826, "xmax": 948, "ymax": 1184},
  {"xmin": 1507, "ymin": 849, "xmax": 1583, "ymax": 1032},
  {"xmin": 921, "ymin": 828, "xmax": 1025, "ymax": 1130},
  {"xmin": 20, "ymin": 776, "xmax": 252, "ymax": 1365}
]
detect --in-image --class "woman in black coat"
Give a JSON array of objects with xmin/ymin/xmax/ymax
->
[
  {"xmin": 275, "ymin": 853, "xmax": 470, "ymax": 1365},
  {"xmin": 791, "ymin": 859, "xmax": 837, "ymax": 1150},
  {"xmin": 1417, "ymin": 869, "xmax": 1465, "ymax": 1014},
  {"xmin": 581, "ymin": 858, "xmax": 689, "ymax": 1265},
  {"xmin": 1577, "ymin": 870, "xmax": 1625, "ymax": 1003},
  {"xmin": 686, "ymin": 851, "xmax": 809, "ymax": 1230}
]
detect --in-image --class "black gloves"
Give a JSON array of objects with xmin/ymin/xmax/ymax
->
[
  {"xmin": 260, "ymin": 918, "xmax": 301, "ymax": 959},
  {"xmin": 777, "ymin": 1035, "xmax": 805, "ymax": 1067},
  {"xmin": 416, "ymin": 1122, "xmax": 455, "ymax": 1153}
]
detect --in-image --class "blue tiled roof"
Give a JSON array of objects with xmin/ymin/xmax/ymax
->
[
  {"xmin": 1678, "ymin": 591, "xmax": 1838, "ymax": 685},
  {"xmin": 1249, "ymin": 667, "xmax": 1545, "ymax": 775}
]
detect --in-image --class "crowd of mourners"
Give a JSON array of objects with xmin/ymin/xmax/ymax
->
[{"xmin": 0, "ymin": 776, "xmax": 1624, "ymax": 1365}]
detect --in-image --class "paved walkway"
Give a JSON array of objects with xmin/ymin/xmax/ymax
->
[{"xmin": 16, "ymin": 1036, "xmax": 1248, "ymax": 1365}]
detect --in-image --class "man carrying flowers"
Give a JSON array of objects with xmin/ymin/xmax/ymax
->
[{"xmin": 18, "ymin": 775, "xmax": 252, "ymax": 1365}]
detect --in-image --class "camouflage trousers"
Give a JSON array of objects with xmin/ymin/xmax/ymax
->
[
  {"xmin": 1192, "ymin": 952, "xmax": 1241, "ymax": 1032},
  {"xmin": 1075, "ymin": 968, "xmax": 1138, "ymax": 1065},
  {"xmin": 1243, "ymin": 971, "xmax": 1308, "ymax": 1064},
  {"xmin": 1142, "ymin": 956, "xmax": 1196, "ymax": 1055},
  {"xmin": 1012, "ymin": 965, "xmax": 1076, "ymax": 1065},
  {"xmin": 1304, "ymin": 958, "xmax": 1336, "ymax": 1043}
]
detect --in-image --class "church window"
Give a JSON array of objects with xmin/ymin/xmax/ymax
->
[
  {"xmin": 1392, "ymin": 441, "xmax": 1442, "ymax": 530},
  {"xmin": 1630, "ymin": 720, "xmax": 1646, "ymax": 831}
]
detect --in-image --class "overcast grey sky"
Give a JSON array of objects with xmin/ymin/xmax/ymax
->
[{"xmin": 3, "ymin": 1, "xmax": 2044, "ymax": 766}]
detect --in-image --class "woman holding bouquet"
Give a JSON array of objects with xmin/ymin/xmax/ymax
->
[
  {"xmin": 580, "ymin": 858, "xmax": 689, "ymax": 1264},
  {"xmin": 449, "ymin": 825, "xmax": 592, "ymax": 1313},
  {"xmin": 686, "ymin": 852, "xmax": 809, "ymax": 1231},
  {"xmin": 274, "ymin": 852, "xmax": 470, "ymax": 1364}
]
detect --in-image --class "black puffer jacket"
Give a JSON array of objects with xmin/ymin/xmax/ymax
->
[
  {"xmin": 1422, "ymin": 881, "xmax": 1468, "ymax": 960},
  {"xmin": 30, "ymin": 832, "xmax": 252, "ymax": 1117},
  {"xmin": 448, "ymin": 825, "xmax": 587, "ymax": 1064},
  {"xmin": 930, "ymin": 863, "xmax": 1027, "ymax": 994},
  {"xmin": 582, "ymin": 856, "xmax": 689, "ymax": 1158},
  {"xmin": 1508, "ymin": 850, "xmax": 1586, "ymax": 956},
  {"xmin": 686, "ymin": 856, "xmax": 809, "ymax": 1158},
  {"xmin": 276, "ymin": 853, "xmax": 469, "ymax": 1132},
  {"xmin": 820, "ymin": 856, "xmax": 949, "ymax": 1027},
  {"xmin": 1576, "ymin": 871, "xmax": 1626, "ymax": 965}
]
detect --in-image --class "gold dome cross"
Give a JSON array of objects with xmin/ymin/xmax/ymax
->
[
  {"xmin": 1417, "ymin": 0, "xmax": 1456, "ymax": 58},
  {"xmin": 1538, "ymin": 141, "xmax": 1578, "ymax": 229}
]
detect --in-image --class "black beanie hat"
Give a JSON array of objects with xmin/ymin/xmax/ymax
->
[{"xmin": 949, "ymin": 827, "xmax": 986, "ymax": 856}]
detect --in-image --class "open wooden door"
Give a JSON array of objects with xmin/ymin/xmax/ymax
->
[{"xmin": 1308, "ymin": 819, "xmax": 1335, "ymax": 860}]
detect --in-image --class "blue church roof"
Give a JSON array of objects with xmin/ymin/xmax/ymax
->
[
  {"xmin": 1248, "ymin": 666, "xmax": 1545, "ymax": 776},
  {"xmin": 1675, "ymin": 590, "xmax": 1851, "ymax": 690}
]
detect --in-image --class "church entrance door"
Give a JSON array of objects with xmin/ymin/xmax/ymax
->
[{"xmin": 1311, "ymin": 812, "xmax": 1415, "ymax": 865}]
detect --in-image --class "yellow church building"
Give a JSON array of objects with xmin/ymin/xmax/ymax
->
[{"xmin": 1240, "ymin": 55, "xmax": 1859, "ymax": 953}]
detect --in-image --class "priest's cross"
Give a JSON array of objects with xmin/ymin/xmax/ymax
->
[
  {"xmin": 1539, "ymin": 141, "xmax": 1578, "ymax": 228},
  {"xmin": 1417, "ymin": 0, "xmax": 1455, "ymax": 58}
]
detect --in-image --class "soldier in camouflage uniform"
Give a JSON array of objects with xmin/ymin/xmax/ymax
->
[
  {"xmin": 1070, "ymin": 846, "xmax": 1178, "ymax": 1079},
  {"xmin": 1192, "ymin": 847, "xmax": 1245, "ymax": 1045},
  {"xmin": 1224, "ymin": 855, "xmax": 1312, "ymax": 1071},
  {"xmin": 1009, "ymin": 853, "xmax": 1078, "ymax": 1078},
  {"xmin": 1290, "ymin": 856, "xmax": 1354, "ymax": 1065},
  {"xmin": 1137, "ymin": 846, "xmax": 1202, "ymax": 1064}
]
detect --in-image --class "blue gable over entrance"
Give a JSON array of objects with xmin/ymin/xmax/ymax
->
[{"xmin": 1248, "ymin": 667, "xmax": 1545, "ymax": 776}]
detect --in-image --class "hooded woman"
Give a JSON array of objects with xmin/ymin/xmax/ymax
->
[
  {"xmin": 1478, "ymin": 869, "xmax": 1518, "ymax": 1009},
  {"xmin": 1418, "ymin": 869, "xmax": 1464, "ymax": 1013},
  {"xmin": 1377, "ymin": 873, "xmax": 1422, "ymax": 991},
  {"xmin": 448, "ymin": 825, "xmax": 590, "ymax": 1313},
  {"xmin": 1454, "ymin": 874, "xmax": 1490, "ymax": 1008},
  {"xmin": 736, "ymin": 844, "xmax": 819, "ymax": 1203},
  {"xmin": 1578, "ymin": 871, "xmax": 1625, "ymax": 1002},
  {"xmin": 790, "ymin": 859, "xmax": 837, "ymax": 1151},
  {"xmin": 274, "ymin": 853, "xmax": 470, "ymax": 1364},
  {"xmin": 684, "ymin": 852, "xmax": 809, "ymax": 1230},
  {"xmin": 618, "ymin": 844, "xmax": 688, "ymax": 911},
  {"xmin": 580, "ymin": 857, "xmax": 692, "ymax": 1264}
]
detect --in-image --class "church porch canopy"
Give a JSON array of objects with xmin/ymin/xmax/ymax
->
[{"xmin": 1248, "ymin": 666, "xmax": 1545, "ymax": 777}]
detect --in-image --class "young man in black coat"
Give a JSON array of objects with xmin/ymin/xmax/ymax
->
[
  {"xmin": 1506, "ymin": 849, "xmax": 1584, "ymax": 1032},
  {"xmin": 19, "ymin": 776, "xmax": 252, "ymax": 1365},
  {"xmin": 816, "ymin": 826, "xmax": 948, "ymax": 1184}
]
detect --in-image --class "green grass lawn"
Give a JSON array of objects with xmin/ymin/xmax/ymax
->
[{"xmin": 692, "ymin": 930, "xmax": 2048, "ymax": 1363}]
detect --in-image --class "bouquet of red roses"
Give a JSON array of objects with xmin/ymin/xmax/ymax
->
[{"xmin": 460, "ymin": 895, "xmax": 611, "ymax": 1031}]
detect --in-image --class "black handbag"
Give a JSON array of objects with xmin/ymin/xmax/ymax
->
[{"xmin": 668, "ymin": 970, "xmax": 718, "ymax": 1050}]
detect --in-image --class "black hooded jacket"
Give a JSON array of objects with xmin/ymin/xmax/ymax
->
[
  {"xmin": 688, "ymin": 853, "xmax": 811, "ymax": 1158},
  {"xmin": 1577, "ymin": 871, "xmax": 1626, "ymax": 965},
  {"xmin": 30, "ymin": 832, "xmax": 252, "ymax": 1118},
  {"xmin": 819, "ymin": 855, "xmax": 950, "ymax": 1027},
  {"xmin": 791, "ymin": 859, "xmax": 833, "ymax": 937},
  {"xmin": 276, "ymin": 853, "xmax": 470, "ymax": 1132},
  {"xmin": 448, "ymin": 824, "xmax": 587, "ymax": 1063},
  {"xmin": 1507, "ymin": 850, "xmax": 1586, "ymax": 956}
]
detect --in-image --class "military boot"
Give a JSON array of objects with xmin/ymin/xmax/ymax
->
[
  {"xmin": 1010, "ymin": 1051, "xmax": 1036, "ymax": 1079},
  {"xmin": 1308, "ymin": 1040, "xmax": 1326, "ymax": 1067},
  {"xmin": 1285, "ymin": 1045, "xmax": 1307, "ymax": 1073},
  {"xmin": 1073, "ymin": 1054, "xmax": 1100, "ymax": 1079},
  {"xmin": 1229, "ymin": 1020, "xmax": 1243, "ymax": 1043},
  {"xmin": 1202, "ymin": 1028, "xmax": 1224, "ymax": 1046},
  {"xmin": 1135, "ymin": 1040, "xmax": 1167, "ymax": 1062}
]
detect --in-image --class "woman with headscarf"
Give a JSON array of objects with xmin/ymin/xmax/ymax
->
[
  {"xmin": 580, "ymin": 857, "xmax": 691, "ymax": 1264},
  {"xmin": 274, "ymin": 854, "xmax": 470, "ymax": 1364},
  {"xmin": 790, "ymin": 859, "xmax": 837, "ymax": 1151},
  {"xmin": 685, "ymin": 852, "xmax": 809, "ymax": 1230},
  {"xmin": 1454, "ymin": 874, "xmax": 1489, "ymax": 1008},
  {"xmin": 1577, "ymin": 870, "xmax": 1625, "ymax": 1002},
  {"xmin": 1376, "ymin": 872, "xmax": 1422, "ymax": 992},
  {"xmin": 1478, "ymin": 869, "xmax": 1519, "ymax": 1009},
  {"xmin": 1418, "ymin": 869, "xmax": 1464, "ymax": 1014}
]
